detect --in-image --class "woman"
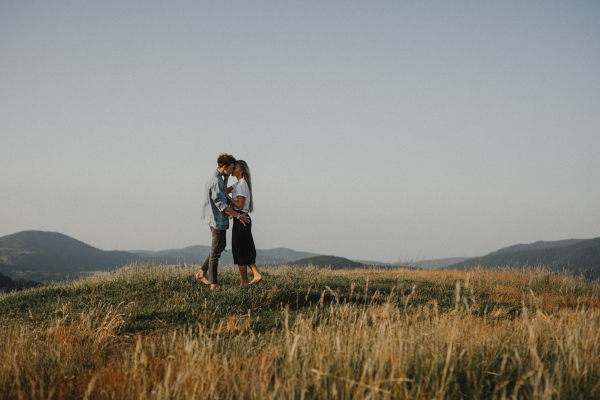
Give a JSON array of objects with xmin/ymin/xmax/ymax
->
[{"xmin": 226, "ymin": 160, "xmax": 262, "ymax": 285}]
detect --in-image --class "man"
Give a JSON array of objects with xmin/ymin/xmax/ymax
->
[{"xmin": 196, "ymin": 154, "xmax": 250, "ymax": 290}]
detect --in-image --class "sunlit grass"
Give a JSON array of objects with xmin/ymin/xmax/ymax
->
[{"xmin": 1, "ymin": 262, "xmax": 600, "ymax": 399}]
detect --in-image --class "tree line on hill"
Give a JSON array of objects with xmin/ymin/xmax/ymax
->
[{"xmin": 0, "ymin": 271, "xmax": 41, "ymax": 293}]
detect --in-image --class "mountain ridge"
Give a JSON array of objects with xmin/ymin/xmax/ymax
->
[
  {"xmin": 0, "ymin": 231, "xmax": 148, "ymax": 282},
  {"xmin": 0, "ymin": 231, "xmax": 320, "ymax": 282},
  {"xmin": 446, "ymin": 237, "xmax": 600, "ymax": 279},
  {"xmin": 129, "ymin": 245, "xmax": 319, "ymax": 266},
  {"xmin": 488, "ymin": 239, "xmax": 586, "ymax": 256},
  {"xmin": 290, "ymin": 255, "xmax": 364, "ymax": 269}
]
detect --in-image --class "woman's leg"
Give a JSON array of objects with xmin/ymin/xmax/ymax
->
[
  {"xmin": 238, "ymin": 265, "xmax": 249, "ymax": 285},
  {"xmin": 248, "ymin": 263, "xmax": 262, "ymax": 284}
]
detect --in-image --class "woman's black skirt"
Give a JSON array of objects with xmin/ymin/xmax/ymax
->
[{"xmin": 232, "ymin": 213, "xmax": 256, "ymax": 265}]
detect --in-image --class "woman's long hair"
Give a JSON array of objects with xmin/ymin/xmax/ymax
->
[{"xmin": 236, "ymin": 160, "xmax": 253, "ymax": 212}]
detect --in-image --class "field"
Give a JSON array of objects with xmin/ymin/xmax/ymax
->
[{"xmin": 1, "ymin": 263, "xmax": 600, "ymax": 399}]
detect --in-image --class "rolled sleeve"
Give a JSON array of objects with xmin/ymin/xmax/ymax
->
[{"xmin": 211, "ymin": 182, "xmax": 228, "ymax": 212}]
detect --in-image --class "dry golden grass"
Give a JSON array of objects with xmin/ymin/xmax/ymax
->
[{"xmin": 1, "ymin": 264, "xmax": 600, "ymax": 399}]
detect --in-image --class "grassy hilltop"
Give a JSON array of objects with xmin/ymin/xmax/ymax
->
[{"xmin": 2, "ymin": 263, "xmax": 600, "ymax": 399}]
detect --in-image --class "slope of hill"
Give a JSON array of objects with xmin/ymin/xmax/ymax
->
[
  {"xmin": 405, "ymin": 257, "xmax": 471, "ymax": 269},
  {"xmin": 130, "ymin": 246, "xmax": 318, "ymax": 265},
  {"xmin": 258, "ymin": 248, "xmax": 319, "ymax": 262},
  {"xmin": 0, "ymin": 231, "xmax": 147, "ymax": 281},
  {"xmin": 291, "ymin": 255, "xmax": 364, "ymax": 269},
  {"xmin": 489, "ymin": 239, "xmax": 585, "ymax": 255},
  {"xmin": 2, "ymin": 264, "xmax": 599, "ymax": 398},
  {"xmin": 447, "ymin": 237, "xmax": 600, "ymax": 279}
]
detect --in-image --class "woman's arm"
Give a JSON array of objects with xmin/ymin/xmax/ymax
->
[{"xmin": 226, "ymin": 192, "xmax": 246, "ymax": 210}]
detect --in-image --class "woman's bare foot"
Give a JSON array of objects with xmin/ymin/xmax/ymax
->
[
  {"xmin": 240, "ymin": 280, "xmax": 249, "ymax": 286},
  {"xmin": 248, "ymin": 264, "xmax": 262, "ymax": 285},
  {"xmin": 195, "ymin": 271, "xmax": 210, "ymax": 285}
]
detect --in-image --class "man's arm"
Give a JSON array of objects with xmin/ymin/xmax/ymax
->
[
  {"xmin": 223, "ymin": 206, "xmax": 250, "ymax": 225},
  {"xmin": 211, "ymin": 181, "xmax": 249, "ymax": 225},
  {"xmin": 211, "ymin": 182, "xmax": 229, "ymax": 212}
]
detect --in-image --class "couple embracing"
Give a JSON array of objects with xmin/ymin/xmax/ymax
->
[{"xmin": 196, "ymin": 154, "xmax": 262, "ymax": 290}]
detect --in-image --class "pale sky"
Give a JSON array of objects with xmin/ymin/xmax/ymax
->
[{"xmin": 2, "ymin": 1, "xmax": 599, "ymax": 262}]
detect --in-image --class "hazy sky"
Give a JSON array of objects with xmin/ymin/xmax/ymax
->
[{"xmin": 2, "ymin": 1, "xmax": 599, "ymax": 262}]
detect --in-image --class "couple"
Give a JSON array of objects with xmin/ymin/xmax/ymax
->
[{"xmin": 195, "ymin": 154, "xmax": 262, "ymax": 290}]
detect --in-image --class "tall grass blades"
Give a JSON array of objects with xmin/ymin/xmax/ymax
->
[{"xmin": 1, "ymin": 263, "xmax": 599, "ymax": 399}]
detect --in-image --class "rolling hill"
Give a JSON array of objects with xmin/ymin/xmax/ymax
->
[
  {"xmin": 487, "ymin": 239, "xmax": 585, "ymax": 255},
  {"xmin": 0, "ymin": 231, "xmax": 148, "ymax": 282},
  {"xmin": 290, "ymin": 255, "xmax": 364, "ymax": 269},
  {"xmin": 405, "ymin": 257, "xmax": 471, "ymax": 269},
  {"xmin": 447, "ymin": 237, "xmax": 600, "ymax": 279},
  {"xmin": 129, "ymin": 246, "xmax": 318, "ymax": 265},
  {"xmin": 0, "ymin": 231, "xmax": 320, "ymax": 282}
]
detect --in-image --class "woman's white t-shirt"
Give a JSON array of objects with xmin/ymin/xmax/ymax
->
[{"xmin": 231, "ymin": 178, "xmax": 250, "ymax": 213}]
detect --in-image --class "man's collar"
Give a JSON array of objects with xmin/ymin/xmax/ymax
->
[{"xmin": 214, "ymin": 169, "xmax": 227, "ymax": 181}]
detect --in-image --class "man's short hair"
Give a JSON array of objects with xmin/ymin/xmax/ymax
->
[{"xmin": 217, "ymin": 154, "xmax": 237, "ymax": 167}]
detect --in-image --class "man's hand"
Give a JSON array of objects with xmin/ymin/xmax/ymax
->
[
  {"xmin": 238, "ymin": 213, "xmax": 250, "ymax": 226},
  {"xmin": 224, "ymin": 206, "xmax": 250, "ymax": 226}
]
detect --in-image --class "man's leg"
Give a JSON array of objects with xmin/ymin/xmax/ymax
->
[
  {"xmin": 196, "ymin": 254, "xmax": 211, "ymax": 284},
  {"xmin": 200, "ymin": 253, "xmax": 210, "ymax": 275},
  {"xmin": 206, "ymin": 227, "xmax": 226, "ymax": 285},
  {"xmin": 197, "ymin": 227, "xmax": 226, "ymax": 286}
]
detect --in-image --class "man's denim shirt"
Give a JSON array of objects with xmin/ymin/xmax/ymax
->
[{"xmin": 201, "ymin": 170, "xmax": 230, "ymax": 230}]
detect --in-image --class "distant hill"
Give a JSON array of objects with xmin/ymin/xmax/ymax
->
[
  {"xmin": 129, "ymin": 246, "xmax": 318, "ymax": 265},
  {"xmin": 291, "ymin": 255, "xmax": 364, "ymax": 269},
  {"xmin": 488, "ymin": 239, "xmax": 585, "ymax": 255},
  {"xmin": 349, "ymin": 257, "xmax": 470, "ymax": 269},
  {"xmin": 352, "ymin": 259, "xmax": 391, "ymax": 266},
  {"xmin": 0, "ymin": 231, "xmax": 320, "ymax": 282},
  {"xmin": 447, "ymin": 237, "xmax": 600, "ymax": 279},
  {"xmin": 405, "ymin": 257, "xmax": 471, "ymax": 269},
  {"xmin": 129, "ymin": 246, "xmax": 214, "ymax": 264},
  {"xmin": 0, "ymin": 231, "xmax": 148, "ymax": 282},
  {"xmin": 256, "ymin": 248, "xmax": 320, "ymax": 263}
]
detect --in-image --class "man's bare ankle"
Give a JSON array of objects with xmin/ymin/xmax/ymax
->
[{"xmin": 196, "ymin": 271, "xmax": 210, "ymax": 285}]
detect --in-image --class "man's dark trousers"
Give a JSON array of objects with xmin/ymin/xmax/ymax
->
[{"xmin": 200, "ymin": 227, "xmax": 227, "ymax": 284}]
